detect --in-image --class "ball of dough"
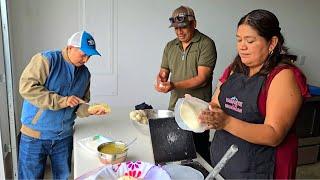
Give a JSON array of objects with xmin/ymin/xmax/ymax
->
[
  {"xmin": 129, "ymin": 110, "xmax": 148, "ymax": 124},
  {"xmin": 135, "ymin": 114, "xmax": 142, "ymax": 121},
  {"xmin": 129, "ymin": 111, "xmax": 137, "ymax": 120}
]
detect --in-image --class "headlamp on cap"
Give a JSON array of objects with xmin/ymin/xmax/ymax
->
[{"xmin": 169, "ymin": 13, "xmax": 195, "ymax": 24}]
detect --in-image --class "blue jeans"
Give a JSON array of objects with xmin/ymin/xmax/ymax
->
[{"xmin": 18, "ymin": 134, "xmax": 73, "ymax": 180}]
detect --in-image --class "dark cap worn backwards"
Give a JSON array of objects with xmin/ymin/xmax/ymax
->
[{"xmin": 169, "ymin": 6, "xmax": 196, "ymax": 28}]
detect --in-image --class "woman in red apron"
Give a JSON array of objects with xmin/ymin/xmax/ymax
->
[{"xmin": 199, "ymin": 9, "xmax": 309, "ymax": 179}]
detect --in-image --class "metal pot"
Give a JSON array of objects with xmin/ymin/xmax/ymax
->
[
  {"xmin": 97, "ymin": 141, "xmax": 128, "ymax": 164},
  {"xmin": 132, "ymin": 109, "xmax": 174, "ymax": 135},
  {"xmin": 144, "ymin": 109, "xmax": 174, "ymax": 119}
]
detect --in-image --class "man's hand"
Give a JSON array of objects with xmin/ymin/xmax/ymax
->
[
  {"xmin": 160, "ymin": 81, "xmax": 174, "ymax": 93},
  {"xmin": 154, "ymin": 78, "xmax": 165, "ymax": 92},
  {"xmin": 66, "ymin": 96, "xmax": 85, "ymax": 108},
  {"xmin": 155, "ymin": 69, "xmax": 171, "ymax": 93},
  {"xmin": 159, "ymin": 71, "xmax": 167, "ymax": 82},
  {"xmin": 154, "ymin": 80, "xmax": 174, "ymax": 93}
]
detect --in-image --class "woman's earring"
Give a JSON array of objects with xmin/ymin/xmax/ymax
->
[{"xmin": 269, "ymin": 49, "xmax": 274, "ymax": 55}]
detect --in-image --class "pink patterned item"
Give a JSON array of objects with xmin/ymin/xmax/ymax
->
[{"xmin": 76, "ymin": 161, "xmax": 171, "ymax": 180}]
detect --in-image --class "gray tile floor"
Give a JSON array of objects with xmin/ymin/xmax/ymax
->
[{"xmin": 296, "ymin": 162, "xmax": 320, "ymax": 179}]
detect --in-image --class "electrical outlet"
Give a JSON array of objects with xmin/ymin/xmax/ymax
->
[
  {"xmin": 297, "ymin": 55, "xmax": 306, "ymax": 65},
  {"xmin": 0, "ymin": 73, "xmax": 5, "ymax": 83},
  {"xmin": 4, "ymin": 144, "xmax": 11, "ymax": 153}
]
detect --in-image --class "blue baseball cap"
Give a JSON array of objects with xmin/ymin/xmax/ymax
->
[{"xmin": 67, "ymin": 31, "xmax": 101, "ymax": 56}]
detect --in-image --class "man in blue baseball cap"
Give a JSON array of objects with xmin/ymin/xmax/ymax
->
[
  {"xmin": 67, "ymin": 30, "xmax": 101, "ymax": 57},
  {"xmin": 18, "ymin": 31, "xmax": 106, "ymax": 179}
]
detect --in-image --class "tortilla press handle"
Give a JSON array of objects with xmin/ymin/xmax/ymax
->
[{"xmin": 205, "ymin": 144, "xmax": 238, "ymax": 180}]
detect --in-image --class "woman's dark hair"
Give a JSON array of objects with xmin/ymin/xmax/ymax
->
[{"xmin": 230, "ymin": 9, "xmax": 291, "ymax": 76}]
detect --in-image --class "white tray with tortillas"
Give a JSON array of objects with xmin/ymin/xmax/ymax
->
[{"xmin": 174, "ymin": 95, "xmax": 212, "ymax": 133}]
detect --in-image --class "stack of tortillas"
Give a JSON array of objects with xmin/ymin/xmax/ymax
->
[{"xmin": 174, "ymin": 96, "xmax": 209, "ymax": 133}]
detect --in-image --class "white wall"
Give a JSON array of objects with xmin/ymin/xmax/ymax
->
[{"xmin": 8, "ymin": 0, "xmax": 320, "ymax": 115}]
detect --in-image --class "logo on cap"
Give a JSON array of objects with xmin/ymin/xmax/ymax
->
[
  {"xmin": 68, "ymin": 31, "xmax": 101, "ymax": 56},
  {"xmin": 87, "ymin": 38, "xmax": 95, "ymax": 47}
]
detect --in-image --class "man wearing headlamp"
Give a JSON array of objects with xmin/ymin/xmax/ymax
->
[{"xmin": 155, "ymin": 5, "xmax": 217, "ymax": 163}]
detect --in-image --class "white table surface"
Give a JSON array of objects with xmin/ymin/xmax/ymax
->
[{"xmin": 73, "ymin": 107, "xmax": 215, "ymax": 179}]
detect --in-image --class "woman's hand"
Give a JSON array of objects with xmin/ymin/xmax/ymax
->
[{"xmin": 198, "ymin": 103, "xmax": 230, "ymax": 130}]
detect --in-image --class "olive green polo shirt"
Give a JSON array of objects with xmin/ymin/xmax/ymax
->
[{"xmin": 161, "ymin": 29, "xmax": 217, "ymax": 110}]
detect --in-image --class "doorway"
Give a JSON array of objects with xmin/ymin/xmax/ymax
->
[{"xmin": 0, "ymin": 0, "xmax": 19, "ymax": 178}]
